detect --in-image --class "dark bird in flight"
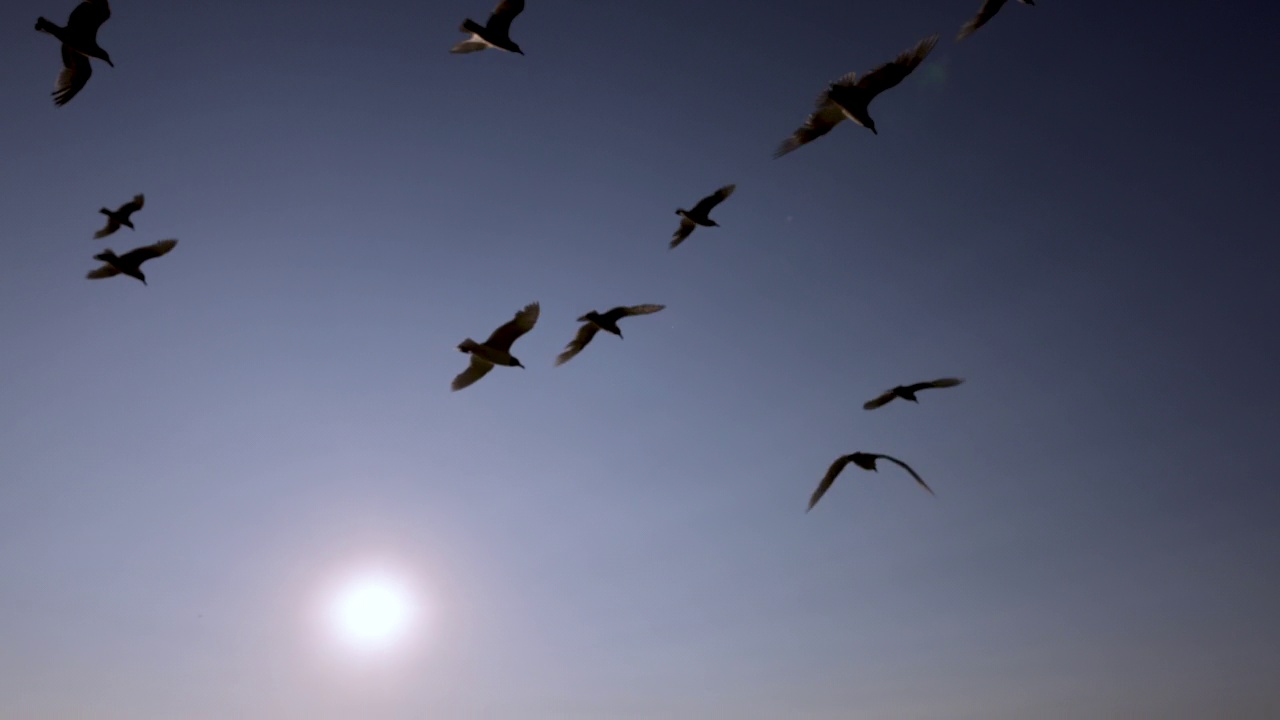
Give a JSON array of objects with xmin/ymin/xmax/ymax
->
[
  {"xmin": 85, "ymin": 239, "xmax": 177, "ymax": 285},
  {"xmin": 774, "ymin": 34, "xmax": 939, "ymax": 158},
  {"xmin": 807, "ymin": 452, "xmax": 934, "ymax": 512},
  {"xmin": 863, "ymin": 378, "xmax": 965, "ymax": 410},
  {"xmin": 671, "ymin": 184, "xmax": 736, "ymax": 249},
  {"xmin": 451, "ymin": 0, "xmax": 526, "ymax": 55},
  {"xmin": 93, "ymin": 193, "xmax": 144, "ymax": 239},
  {"xmin": 452, "ymin": 302, "xmax": 540, "ymax": 391},
  {"xmin": 958, "ymin": 0, "xmax": 1034, "ymax": 41},
  {"xmin": 35, "ymin": 0, "xmax": 113, "ymax": 107},
  {"xmin": 555, "ymin": 304, "xmax": 666, "ymax": 366}
]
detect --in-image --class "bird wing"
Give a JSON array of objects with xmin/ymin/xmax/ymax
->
[
  {"xmin": 451, "ymin": 355, "xmax": 494, "ymax": 391},
  {"xmin": 855, "ymin": 35, "xmax": 939, "ymax": 98},
  {"xmin": 862, "ymin": 390, "xmax": 898, "ymax": 410},
  {"xmin": 484, "ymin": 301, "xmax": 540, "ymax": 351},
  {"xmin": 923, "ymin": 377, "xmax": 965, "ymax": 390},
  {"xmin": 118, "ymin": 194, "xmax": 144, "ymax": 216},
  {"xmin": 958, "ymin": 0, "xmax": 1011, "ymax": 40},
  {"xmin": 93, "ymin": 216, "xmax": 120, "ymax": 239},
  {"xmin": 451, "ymin": 38, "xmax": 489, "ymax": 54},
  {"xmin": 875, "ymin": 454, "xmax": 935, "ymax": 495},
  {"xmin": 85, "ymin": 263, "xmax": 121, "ymax": 279},
  {"xmin": 67, "ymin": 0, "xmax": 111, "ymax": 37},
  {"xmin": 612, "ymin": 303, "xmax": 666, "ymax": 320},
  {"xmin": 486, "ymin": 0, "xmax": 524, "ymax": 34},
  {"xmin": 690, "ymin": 184, "xmax": 736, "ymax": 216},
  {"xmin": 555, "ymin": 323, "xmax": 600, "ymax": 366},
  {"xmin": 53, "ymin": 46, "xmax": 92, "ymax": 107},
  {"xmin": 807, "ymin": 455, "xmax": 854, "ymax": 512},
  {"xmin": 117, "ymin": 238, "xmax": 177, "ymax": 266},
  {"xmin": 670, "ymin": 218, "xmax": 697, "ymax": 248},
  {"xmin": 774, "ymin": 93, "xmax": 846, "ymax": 158}
]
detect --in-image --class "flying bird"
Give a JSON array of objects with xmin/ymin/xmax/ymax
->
[
  {"xmin": 93, "ymin": 193, "xmax": 144, "ymax": 239},
  {"xmin": 35, "ymin": 0, "xmax": 113, "ymax": 107},
  {"xmin": 958, "ymin": 0, "xmax": 1034, "ymax": 41},
  {"xmin": 85, "ymin": 239, "xmax": 177, "ymax": 285},
  {"xmin": 863, "ymin": 378, "xmax": 965, "ymax": 410},
  {"xmin": 451, "ymin": 0, "xmax": 526, "ymax": 55},
  {"xmin": 452, "ymin": 302, "xmax": 540, "ymax": 391},
  {"xmin": 774, "ymin": 34, "xmax": 939, "ymax": 158},
  {"xmin": 807, "ymin": 452, "xmax": 933, "ymax": 512},
  {"xmin": 555, "ymin": 304, "xmax": 666, "ymax": 366},
  {"xmin": 671, "ymin": 184, "xmax": 736, "ymax": 249}
]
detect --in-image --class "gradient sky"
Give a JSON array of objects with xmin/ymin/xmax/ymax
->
[{"xmin": 3, "ymin": 1, "xmax": 1279, "ymax": 718}]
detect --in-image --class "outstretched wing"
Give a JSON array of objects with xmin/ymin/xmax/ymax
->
[
  {"xmin": 958, "ymin": 0, "xmax": 1011, "ymax": 40},
  {"xmin": 450, "ymin": 38, "xmax": 489, "ymax": 54},
  {"xmin": 451, "ymin": 355, "xmax": 494, "ymax": 391},
  {"xmin": 875, "ymin": 454, "xmax": 934, "ymax": 495},
  {"xmin": 66, "ymin": 0, "xmax": 110, "ymax": 38},
  {"xmin": 774, "ymin": 92, "xmax": 846, "ymax": 158},
  {"xmin": 608, "ymin": 304, "xmax": 666, "ymax": 321},
  {"xmin": 909, "ymin": 377, "xmax": 964, "ymax": 393},
  {"xmin": 670, "ymin": 218, "xmax": 696, "ymax": 249},
  {"xmin": 690, "ymin": 184, "xmax": 736, "ymax": 216},
  {"xmin": 808, "ymin": 455, "xmax": 854, "ymax": 512},
  {"xmin": 117, "ymin": 194, "xmax": 144, "ymax": 216},
  {"xmin": 855, "ymin": 34, "xmax": 939, "ymax": 98},
  {"xmin": 484, "ymin": 301, "xmax": 540, "ymax": 351},
  {"xmin": 85, "ymin": 263, "xmax": 120, "ymax": 279},
  {"xmin": 53, "ymin": 46, "xmax": 92, "ymax": 107},
  {"xmin": 93, "ymin": 216, "xmax": 120, "ymax": 239},
  {"xmin": 486, "ymin": 0, "xmax": 524, "ymax": 34},
  {"xmin": 862, "ymin": 389, "xmax": 898, "ymax": 410},
  {"xmin": 555, "ymin": 323, "xmax": 600, "ymax": 366},
  {"xmin": 117, "ymin": 238, "xmax": 177, "ymax": 266}
]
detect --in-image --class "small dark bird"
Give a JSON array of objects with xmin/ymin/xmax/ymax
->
[
  {"xmin": 93, "ymin": 193, "xmax": 144, "ymax": 239},
  {"xmin": 451, "ymin": 0, "xmax": 526, "ymax": 55},
  {"xmin": 958, "ymin": 0, "xmax": 1034, "ymax": 41},
  {"xmin": 35, "ymin": 0, "xmax": 113, "ymax": 107},
  {"xmin": 556, "ymin": 304, "xmax": 666, "ymax": 366},
  {"xmin": 671, "ymin": 184, "xmax": 736, "ymax": 249},
  {"xmin": 807, "ymin": 452, "xmax": 933, "ymax": 512},
  {"xmin": 85, "ymin": 238, "xmax": 177, "ymax": 285},
  {"xmin": 863, "ymin": 378, "xmax": 965, "ymax": 410},
  {"xmin": 452, "ymin": 302, "xmax": 540, "ymax": 391},
  {"xmin": 774, "ymin": 34, "xmax": 939, "ymax": 158}
]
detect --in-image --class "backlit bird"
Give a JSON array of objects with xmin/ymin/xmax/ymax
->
[
  {"xmin": 958, "ymin": 0, "xmax": 1034, "ymax": 41},
  {"xmin": 35, "ymin": 0, "xmax": 113, "ymax": 107},
  {"xmin": 93, "ymin": 193, "xmax": 144, "ymax": 239},
  {"xmin": 452, "ymin": 302, "xmax": 540, "ymax": 391},
  {"xmin": 451, "ymin": 0, "xmax": 526, "ymax": 55},
  {"xmin": 555, "ymin": 304, "xmax": 666, "ymax": 366},
  {"xmin": 671, "ymin": 184, "xmax": 736, "ymax": 249},
  {"xmin": 85, "ymin": 239, "xmax": 177, "ymax": 285},
  {"xmin": 775, "ymin": 35, "xmax": 938, "ymax": 157},
  {"xmin": 863, "ymin": 378, "xmax": 964, "ymax": 410},
  {"xmin": 807, "ymin": 452, "xmax": 934, "ymax": 512}
]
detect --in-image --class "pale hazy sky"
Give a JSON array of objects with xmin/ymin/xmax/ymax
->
[{"xmin": 2, "ymin": 1, "xmax": 1279, "ymax": 718}]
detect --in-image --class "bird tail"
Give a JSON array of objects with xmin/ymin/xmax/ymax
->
[
  {"xmin": 460, "ymin": 18, "xmax": 485, "ymax": 35},
  {"xmin": 93, "ymin": 250, "xmax": 117, "ymax": 263},
  {"xmin": 35, "ymin": 17, "xmax": 57, "ymax": 34},
  {"xmin": 458, "ymin": 338, "xmax": 480, "ymax": 353},
  {"xmin": 99, "ymin": 208, "xmax": 112, "ymax": 216}
]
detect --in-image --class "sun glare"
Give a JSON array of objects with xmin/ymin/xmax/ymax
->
[{"xmin": 327, "ymin": 571, "xmax": 417, "ymax": 652}]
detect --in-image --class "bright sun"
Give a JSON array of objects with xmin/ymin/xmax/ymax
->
[{"xmin": 327, "ymin": 571, "xmax": 416, "ymax": 651}]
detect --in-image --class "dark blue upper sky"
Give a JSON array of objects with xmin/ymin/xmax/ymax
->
[{"xmin": 2, "ymin": 1, "xmax": 1279, "ymax": 718}]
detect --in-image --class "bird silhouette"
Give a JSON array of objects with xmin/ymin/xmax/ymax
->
[
  {"xmin": 451, "ymin": 0, "xmax": 526, "ymax": 55},
  {"xmin": 555, "ymin": 304, "xmax": 666, "ymax": 366},
  {"xmin": 958, "ymin": 0, "xmax": 1034, "ymax": 41},
  {"xmin": 671, "ymin": 184, "xmax": 736, "ymax": 249},
  {"xmin": 807, "ymin": 452, "xmax": 934, "ymax": 512},
  {"xmin": 452, "ymin": 302, "xmax": 540, "ymax": 391},
  {"xmin": 85, "ymin": 239, "xmax": 177, "ymax": 285},
  {"xmin": 863, "ymin": 378, "xmax": 965, "ymax": 410},
  {"xmin": 775, "ymin": 34, "xmax": 939, "ymax": 157},
  {"xmin": 93, "ymin": 193, "xmax": 144, "ymax": 239},
  {"xmin": 35, "ymin": 0, "xmax": 113, "ymax": 107}
]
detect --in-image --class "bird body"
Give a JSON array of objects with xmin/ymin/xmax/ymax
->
[
  {"xmin": 451, "ymin": 0, "xmax": 525, "ymax": 54},
  {"xmin": 958, "ymin": 0, "xmax": 1034, "ymax": 41},
  {"xmin": 863, "ymin": 377, "xmax": 964, "ymax": 410},
  {"xmin": 36, "ymin": 0, "xmax": 113, "ymax": 106},
  {"xmin": 807, "ymin": 451, "xmax": 933, "ymax": 512},
  {"xmin": 452, "ymin": 302, "xmax": 540, "ymax": 391},
  {"xmin": 94, "ymin": 193, "xmax": 144, "ymax": 239},
  {"xmin": 556, "ymin": 304, "xmax": 665, "ymax": 366},
  {"xmin": 86, "ymin": 238, "xmax": 177, "ymax": 285},
  {"xmin": 671, "ymin": 184, "xmax": 736, "ymax": 248}
]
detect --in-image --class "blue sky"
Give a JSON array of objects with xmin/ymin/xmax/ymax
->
[{"xmin": 2, "ymin": 0, "xmax": 1279, "ymax": 718}]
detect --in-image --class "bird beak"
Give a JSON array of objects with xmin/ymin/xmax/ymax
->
[
  {"xmin": 105, "ymin": 58, "xmax": 114, "ymax": 67},
  {"xmin": 871, "ymin": 127, "xmax": 878, "ymax": 135}
]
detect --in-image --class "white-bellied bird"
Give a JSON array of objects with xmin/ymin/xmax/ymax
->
[
  {"xmin": 451, "ymin": 0, "xmax": 526, "ymax": 55},
  {"xmin": 35, "ymin": 0, "xmax": 113, "ymax": 106},
  {"xmin": 452, "ymin": 302, "xmax": 540, "ymax": 391}
]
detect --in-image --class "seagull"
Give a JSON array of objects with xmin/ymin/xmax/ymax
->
[
  {"xmin": 93, "ymin": 193, "xmax": 144, "ymax": 239},
  {"xmin": 555, "ymin": 304, "xmax": 666, "ymax": 366},
  {"xmin": 774, "ymin": 34, "xmax": 939, "ymax": 158},
  {"xmin": 85, "ymin": 239, "xmax": 177, "ymax": 285},
  {"xmin": 807, "ymin": 452, "xmax": 934, "ymax": 512},
  {"xmin": 451, "ymin": 0, "xmax": 526, "ymax": 55},
  {"xmin": 958, "ymin": 0, "xmax": 1034, "ymax": 41},
  {"xmin": 863, "ymin": 378, "xmax": 965, "ymax": 410},
  {"xmin": 452, "ymin": 302, "xmax": 540, "ymax": 391},
  {"xmin": 35, "ymin": 0, "xmax": 113, "ymax": 107},
  {"xmin": 671, "ymin": 184, "xmax": 736, "ymax": 249}
]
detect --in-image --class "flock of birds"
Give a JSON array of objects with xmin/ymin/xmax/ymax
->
[{"xmin": 34, "ymin": 0, "xmax": 1040, "ymax": 511}]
